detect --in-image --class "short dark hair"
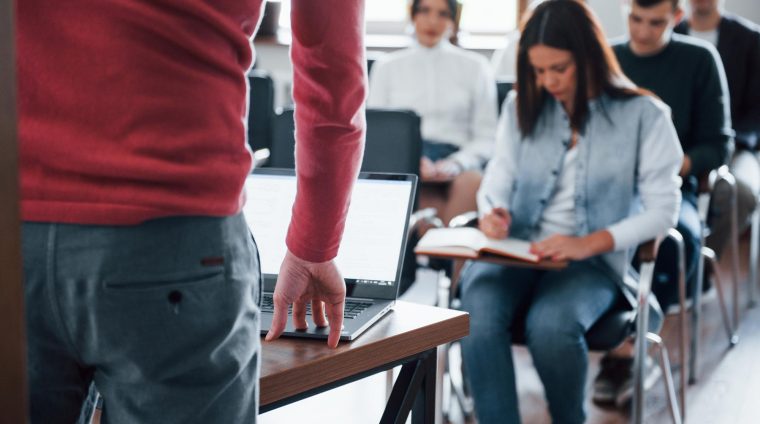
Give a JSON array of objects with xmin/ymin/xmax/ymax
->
[
  {"xmin": 516, "ymin": 0, "xmax": 648, "ymax": 136},
  {"xmin": 411, "ymin": 0, "xmax": 458, "ymax": 21},
  {"xmin": 633, "ymin": 0, "xmax": 680, "ymax": 10}
]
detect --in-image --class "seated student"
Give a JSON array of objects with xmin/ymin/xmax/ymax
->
[
  {"xmin": 675, "ymin": 0, "xmax": 760, "ymax": 260},
  {"xmin": 458, "ymin": 1, "xmax": 683, "ymax": 423},
  {"xmin": 368, "ymin": 0, "xmax": 498, "ymax": 225},
  {"xmin": 593, "ymin": 0, "xmax": 733, "ymax": 407}
]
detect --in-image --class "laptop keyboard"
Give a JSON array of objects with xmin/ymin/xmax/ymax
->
[{"xmin": 261, "ymin": 294, "xmax": 373, "ymax": 320}]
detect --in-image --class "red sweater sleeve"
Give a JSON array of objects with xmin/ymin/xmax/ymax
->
[{"xmin": 285, "ymin": 0, "xmax": 367, "ymax": 262}]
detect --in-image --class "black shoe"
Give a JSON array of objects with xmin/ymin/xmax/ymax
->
[
  {"xmin": 702, "ymin": 258, "xmax": 714, "ymax": 293},
  {"xmin": 592, "ymin": 356, "xmax": 633, "ymax": 405},
  {"xmin": 615, "ymin": 356, "xmax": 662, "ymax": 408}
]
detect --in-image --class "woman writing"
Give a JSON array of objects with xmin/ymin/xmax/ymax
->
[{"xmin": 458, "ymin": 1, "xmax": 683, "ymax": 422}]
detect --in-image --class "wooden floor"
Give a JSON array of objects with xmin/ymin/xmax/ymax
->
[{"xmin": 260, "ymin": 232, "xmax": 760, "ymax": 424}]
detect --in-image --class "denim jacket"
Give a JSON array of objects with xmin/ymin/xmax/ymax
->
[{"xmin": 479, "ymin": 92, "xmax": 683, "ymax": 307}]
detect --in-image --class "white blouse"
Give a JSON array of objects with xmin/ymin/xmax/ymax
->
[
  {"xmin": 368, "ymin": 40, "xmax": 499, "ymax": 171},
  {"xmin": 537, "ymin": 146, "xmax": 578, "ymax": 240}
]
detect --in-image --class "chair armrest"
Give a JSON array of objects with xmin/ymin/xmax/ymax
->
[
  {"xmin": 637, "ymin": 238, "xmax": 660, "ymax": 264},
  {"xmin": 448, "ymin": 211, "xmax": 479, "ymax": 228},
  {"xmin": 698, "ymin": 164, "xmax": 735, "ymax": 194},
  {"xmin": 407, "ymin": 208, "xmax": 443, "ymax": 240},
  {"xmin": 252, "ymin": 148, "xmax": 271, "ymax": 168}
]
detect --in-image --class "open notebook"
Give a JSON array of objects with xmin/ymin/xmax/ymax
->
[{"xmin": 415, "ymin": 227, "xmax": 539, "ymax": 262}]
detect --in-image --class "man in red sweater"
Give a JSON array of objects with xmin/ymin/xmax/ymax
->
[{"xmin": 18, "ymin": 1, "xmax": 366, "ymax": 422}]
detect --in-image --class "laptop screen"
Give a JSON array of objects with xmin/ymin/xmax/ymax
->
[{"xmin": 243, "ymin": 169, "xmax": 416, "ymax": 299}]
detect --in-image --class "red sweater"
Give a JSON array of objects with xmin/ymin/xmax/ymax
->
[{"xmin": 18, "ymin": 0, "xmax": 366, "ymax": 262}]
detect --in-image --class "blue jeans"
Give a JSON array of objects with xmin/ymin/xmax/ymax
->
[
  {"xmin": 459, "ymin": 260, "xmax": 620, "ymax": 424},
  {"xmin": 24, "ymin": 213, "xmax": 261, "ymax": 424}
]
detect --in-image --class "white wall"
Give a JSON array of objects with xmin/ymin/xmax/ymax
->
[
  {"xmin": 588, "ymin": 0, "xmax": 627, "ymax": 39},
  {"xmin": 724, "ymin": 0, "xmax": 760, "ymax": 23},
  {"xmin": 587, "ymin": 0, "xmax": 760, "ymax": 41}
]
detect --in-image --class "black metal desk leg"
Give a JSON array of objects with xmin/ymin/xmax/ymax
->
[
  {"xmin": 413, "ymin": 348, "xmax": 437, "ymax": 424},
  {"xmin": 380, "ymin": 349, "xmax": 437, "ymax": 424}
]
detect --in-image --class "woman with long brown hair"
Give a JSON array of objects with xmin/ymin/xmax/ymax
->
[{"xmin": 458, "ymin": 1, "xmax": 683, "ymax": 422}]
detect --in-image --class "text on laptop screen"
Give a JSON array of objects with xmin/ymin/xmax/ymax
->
[{"xmin": 243, "ymin": 173, "xmax": 413, "ymax": 287}]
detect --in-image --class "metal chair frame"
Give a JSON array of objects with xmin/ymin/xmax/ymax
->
[{"xmin": 689, "ymin": 166, "xmax": 741, "ymax": 384}]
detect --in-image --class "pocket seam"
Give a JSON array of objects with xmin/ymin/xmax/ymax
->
[{"xmin": 104, "ymin": 268, "xmax": 225, "ymax": 291}]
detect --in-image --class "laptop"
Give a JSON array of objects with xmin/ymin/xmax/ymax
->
[{"xmin": 243, "ymin": 168, "xmax": 417, "ymax": 341}]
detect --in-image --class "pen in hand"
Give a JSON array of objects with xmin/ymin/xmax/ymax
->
[{"xmin": 482, "ymin": 194, "xmax": 510, "ymax": 239}]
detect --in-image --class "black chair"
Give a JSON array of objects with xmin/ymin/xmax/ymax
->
[
  {"xmin": 496, "ymin": 78, "xmax": 515, "ymax": 114},
  {"xmin": 269, "ymin": 108, "xmax": 422, "ymax": 174},
  {"xmin": 749, "ymin": 158, "xmax": 760, "ymax": 306},
  {"xmin": 247, "ymin": 70, "xmax": 275, "ymax": 153},
  {"xmin": 442, "ymin": 212, "xmax": 685, "ymax": 423},
  {"xmin": 688, "ymin": 166, "xmax": 742, "ymax": 384}
]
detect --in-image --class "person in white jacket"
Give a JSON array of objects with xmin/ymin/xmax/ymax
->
[{"xmin": 368, "ymin": 0, "xmax": 498, "ymax": 225}]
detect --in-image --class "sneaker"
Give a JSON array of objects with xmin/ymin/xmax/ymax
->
[
  {"xmin": 592, "ymin": 356, "xmax": 633, "ymax": 405},
  {"xmin": 615, "ymin": 356, "xmax": 662, "ymax": 408}
]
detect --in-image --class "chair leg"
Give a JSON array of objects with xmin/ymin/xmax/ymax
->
[
  {"xmin": 433, "ymin": 345, "xmax": 445, "ymax": 424},
  {"xmin": 386, "ymin": 369, "xmax": 394, "ymax": 401},
  {"xmin": 728, "ymin": 179, "xmax": 741, "ymax": 334},
  {"xmin": 704, "ymin": 248, "xmax": 739, "ymax": 346},
  {"xmin": 689, "ymin": 237, "xmax": 705, "ymax": 385},
  {"xmin": 749, "ymin": 207, "xmax": 759, "ymax": 308},
  {"xmin": 666, "ymin": 228, "xmax": 688, "ymax": 416},
  {"xmin": 446, "ymin": 342, "xmax": 474, "ymax": 419},
  {"xmin": 647, "ymin": 333, "xmax": 683, "ymax": 424}
]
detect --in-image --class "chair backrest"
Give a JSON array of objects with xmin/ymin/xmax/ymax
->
[
  {"xmin": 269, "ymin": 108, "xmax": 423, "ymax": 176},
  {"xmin": 364, "ymin": 109, "xmax": 422, "ymax": 174},
  {"xmin": 367, "ymin": 51, "xmax": 385, "ymax": 76},
  {"xmin": 496, "ymin": 78, "xmax": 515, "ymax": 114},
  {"xmin": 268, "ymin": 109, "xmax": 297, "ymax": 168},
  {"xmin": 247, "ymin": 70, "xmax": 275, "ymax": 152}
]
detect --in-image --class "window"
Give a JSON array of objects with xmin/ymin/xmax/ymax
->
[
  {"xmin": 275, "ymin": 0, "xmax": 518, "ymax": 35},
  {"xmin": 459, "ymin": 0, "xmax": 517, "ymax": 34}
]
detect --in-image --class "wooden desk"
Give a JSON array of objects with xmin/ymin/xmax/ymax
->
[
  {"xmin": 260, "ymin": 301, "xmax": 469, "ymax": 423},
  {"xmin": 421, "ymin": 251, "xmax": 568, "ymax": 271}
]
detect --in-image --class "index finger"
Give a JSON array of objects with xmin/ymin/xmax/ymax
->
[
  {"xmin": 325, "ymin": 299, "xmax": 345, "ymax": 349},
  {"xmin": 265, "ymin": 295, "xmax": 290, "ymax": 342}
]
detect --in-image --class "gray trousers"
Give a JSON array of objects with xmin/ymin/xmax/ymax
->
[{"xmin": 24, "ymin": 213, "xmax": 261, "ymax": 424}]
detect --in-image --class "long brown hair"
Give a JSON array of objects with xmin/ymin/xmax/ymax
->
[{"xmin": 516, "ymin": 0, "xmax": 647, "ymax": 136}]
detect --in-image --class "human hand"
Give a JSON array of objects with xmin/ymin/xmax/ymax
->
[
  {"xmin": 432, "ymin": 159, "xmax": 462, "ymax": 180},
  {"xmin": 530, "ymin": 231, "xmax": 613, "ymax": 262},
  {"xmin": 679, "ymin": 155, "xmax": 692, "ymax": 177},
  {"xmin": 530, "ymin": 235, "xmax": 590, "ymax": 262},
  {"xmin": 420, "ymin": 157, "xmax": 437, "ymax": 181},
  {"xmin": 479, "ymin": 207, "xmax": 511, "ymax": 239},
  {"xmin": 265, "ymin": 250, "xmax": 346, "ymax": 348}
]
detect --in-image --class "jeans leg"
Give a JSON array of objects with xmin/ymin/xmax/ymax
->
[
  {"xmin": 459, "ymin": 262, "xmax": 540, "ymax": 424},
  {"xmin": 24, "ymin": 223, "xmax": 94, "ymax": 424},
  {"xmin": 524, "ymin": 262, "xmax": 620, "ymax": 424}
]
